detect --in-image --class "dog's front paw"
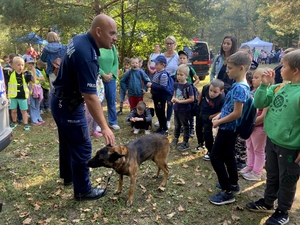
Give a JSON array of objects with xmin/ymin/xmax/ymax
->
[{"xmin": 126, "ymin": 199, "xmax": 133, "ymax": 207}]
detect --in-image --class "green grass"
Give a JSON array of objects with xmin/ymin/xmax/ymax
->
[{"xmin": 1, "ymin": 66, "xmax": 299, "ymax": 225}]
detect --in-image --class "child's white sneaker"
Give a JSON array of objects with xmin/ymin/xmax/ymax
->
[{"xmin": 133, "ymin": 129, "xmax": 140, "ymax": 134}]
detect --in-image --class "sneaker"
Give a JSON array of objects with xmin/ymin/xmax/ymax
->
[
  {"xmin": 177, "ymin": 142, "xmax": 190, "ymax": 151},
  {"xmin": 24, "ymin": 125, "xmax": 31, "ymax": 131},
  {"xmin": 117, "ymin": 110, "xmax": 123, "ymax": 116},
  {"xmin": 189, "ymin": 129, "xmax": 195, "ymax": 138},
  {"xmin": 216, "ymin": 183, "xmax": 240, "ymax": 194},
  {"xmin": 133, "ymin": 128, "xmax": 140, "ymax": 134},
  {"xmin": 10, "ymin": 122, "xmax": 18, "ymax": 130},
  {"xmin": 154, "ymin": 121, "xmax": 160, "ymax": 127},
  {"xmin": 242, "ymin": 171, "xmax": 262, "ymax": 181},
  {"xmin": 145, "ymin": 130, "xmax": 151, "ymax": 135},
  {"xmin": 38, "ymin": 120, "xmax": 45, "ymax": 124},
  {"xmin": 209, "ymin": 191, "xmax": 235, "ymax": 206},
  {"xmin": 246, "ymin": 198, "xmax": 274, "ymax": 213},
  {"xmin": 109, "ymin": 124, "xmax": 120, "ymax": 130},
  {"xmin": 167, "ymin": 121, "xmax": 170, "ymax": 129},
  {"xmin": 170, "ymin": 138, "xmax": 178, "ymax": 148},
  {"xmin": 91, "ymin": 131, "xmax": 103, "ymax": 137},
  {"xmin": 266, "ymin": 208, "xmax": 289, "ymax": 225},
  {"xmin": 96, "ymin": 126, "xmax": 101, "ymax": 132},
  {"xmin": 32, "ymin": 122, "xmax": 42, "ymax": 126},
  {"xmin": 239, "ymin": 166, "xmax": 252, "ymax": 175},
  {"xmin": 203, "ymin": 154, "xmax": 210, "ymax": 161}
]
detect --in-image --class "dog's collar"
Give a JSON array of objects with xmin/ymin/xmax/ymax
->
[{"xmin": 113, "ymin": 157, "xmax": 126, "ymax": 170}]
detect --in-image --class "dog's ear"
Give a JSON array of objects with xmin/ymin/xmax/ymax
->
[
  {"xmin": 118, "ymin": 145, "xmax": 129, "ymax": 155},
  {"xmin": 108, "ymin": 151, "xmax": 125, "ymax": 162}
]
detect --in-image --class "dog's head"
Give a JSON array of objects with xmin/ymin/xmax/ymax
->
[{"xmin": 87, "ymin": 145, "xmax": 127, "ymax": 168}]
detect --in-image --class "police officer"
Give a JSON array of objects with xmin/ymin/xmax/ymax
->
[{"xmin": 51, "ymin": 14, "xmax": 116, "ymax": 201}]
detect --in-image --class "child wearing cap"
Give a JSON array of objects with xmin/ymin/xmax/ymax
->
[{"xmin": 147, "ymin": 55, "xmax": 170, "ymax": 135}]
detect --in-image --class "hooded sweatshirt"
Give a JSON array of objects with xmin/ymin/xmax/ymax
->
[{"xmin": 41, "ymin": 42, "xmax": 66, "ymax": 74}]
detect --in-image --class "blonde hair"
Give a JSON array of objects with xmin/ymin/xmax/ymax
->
[
  {"xmin": 12, "ymin": 56, "xmax": 24, "ymax": 65},
  {"xmin": 165, "ymin": 36, "xmax": 176, "ymax": 44},
  {"xmin": 253, "ymin": 68, "xmax": 267, "ymax": 78},
  {"xmin": 177, "ymin": 64, "xmax": 190, "ymax": 76},
  {"xmin": 47, "ymin": 31, "xmax": 60, "ymax": 43}
]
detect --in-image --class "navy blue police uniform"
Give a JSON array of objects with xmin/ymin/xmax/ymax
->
[{"xmin": 51, "ymin": 32, "xmax": 100, "ymax": 197}]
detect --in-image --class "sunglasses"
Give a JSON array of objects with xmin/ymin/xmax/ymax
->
[{"xmin": 165, "ymin": 42, "xmax": 174, "ymax": 45}]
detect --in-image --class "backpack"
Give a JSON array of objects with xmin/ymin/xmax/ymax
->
[
  {"xmin": 231, "ymin": 83, "xmax": 257, "ymax": 139},
  {"xmin": 52, "ymin": 58, "xmax": 61, "ymax": 76},
  {"xmin": 175, "ymin": 82, "xmax": 200, "ymax": 116},
  {"xmin": 159, "ymin": 72, "xmax": 174, "ymax": 96}
]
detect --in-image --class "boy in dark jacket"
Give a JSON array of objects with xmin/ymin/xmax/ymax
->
[{"xmin": 126, "ymin": 101, "xmax": 153, "ymax": 134}]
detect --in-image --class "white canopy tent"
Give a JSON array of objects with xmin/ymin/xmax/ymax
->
[{"xmin": 241, "ymin": 37, "xmax": 273, "ymax": 53}]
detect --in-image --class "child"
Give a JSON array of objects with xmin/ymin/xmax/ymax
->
[
  {"xmin": 146, "ymin": 55, "xmax": 170, "ymax": 135},
  {"xmin": 26, "ymin": 57, "xmax": 45, "ymax": 125},
  {"xmin": 177, "ymin": 50, "xmax": 200, "ymax": 137},
  {"xmin": 117, "ymin": 57, "xmax": 131, "ymax": 116},
  {"xmin": 120, "ymin": 57, "xmax": 150, "ymax": 110},
  {"xmin": 246, "ymin": 49, "xmax": 300, "ymax": 225},
  {"xmin": 192, "ymin": 79, "xmax": 225, "ymax": 160},
  {"xmin": 170, "ymin": 64, "xmax": 194, "ymax": 151},
  {"xmin": 8, "ymin": 56, "xmax": 33, "ymax": 131},
  {"xmin": 209, "ymin": 51, "xmax": 252, "ymax": 205},
  {"xmin": 126, "ymin": 101, "xmax": 153, "ymax": 134},
  {"xmin": 85, "ymin": 77, "xmax": 105, "ymax": 137},
  {"xmin": 36, "ymin": 59, "xmax": 50, "ymax": 114},
  {"xmin": 240, "ymin": 68, "xmax": 268, "ymax": 181}
]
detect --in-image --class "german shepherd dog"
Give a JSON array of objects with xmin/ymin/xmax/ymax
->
[{"xmin": 87, "ymin": 134, "xmax": 170, "ymax": 206}]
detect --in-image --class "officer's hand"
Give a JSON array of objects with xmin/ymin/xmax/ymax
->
[{"xmin": 101, "ymin": 128, "xmax": 115, "ymax": 146}]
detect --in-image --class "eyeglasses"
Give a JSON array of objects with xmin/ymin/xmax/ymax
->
[{"xmin": 165, "ymin": 42, "xmax": 174, "ymax": 45}]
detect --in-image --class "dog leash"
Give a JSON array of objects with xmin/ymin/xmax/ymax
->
[{"xmin": 103, "ymin": 170, "xmax": 114, "ymax": 193}]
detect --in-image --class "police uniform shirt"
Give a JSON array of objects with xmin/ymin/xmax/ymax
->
[{"xmin": 53, "ymin": 32, "xmax": 100, "ymax": 95}]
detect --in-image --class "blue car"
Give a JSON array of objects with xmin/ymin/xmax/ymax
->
[{"xmin": 0, "ymin": 65, "xmax": 13, "ymax": 152}]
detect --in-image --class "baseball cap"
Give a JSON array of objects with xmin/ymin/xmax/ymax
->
[
  {"xmin": 25, "ymin": 56, "xmax": 35, "ymax": 63},
  {"xmin": 178, "ymin": 50, "xmax": 188, "ymax": 57},
  {"xmin": 152, "ymin": 55, "xmax": 167, "ymax": 64}
]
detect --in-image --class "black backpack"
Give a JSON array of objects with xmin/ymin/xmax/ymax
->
[
  {"xmin": 174, "ymin": 82, "xmax": 200, "ymax": 116},
  {"xmin": 231, "ymin": 83, "xmax": 257, "ymax": 139}
]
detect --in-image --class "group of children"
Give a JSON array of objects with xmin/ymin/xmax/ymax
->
[
  {"xmin": 2, "ymin": 54, "xmax": 50, "ymax": 131},
  {"xmin": 122, "ymin": 47, "xmax": 300, "ymax": 225}
]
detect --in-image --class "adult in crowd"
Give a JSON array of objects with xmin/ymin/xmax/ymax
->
[
  {"xmin": 274, "ymin": 48, "xmax": 295, "ymax": 84},
  {"xmin": 147, "ymin": 44, "xmax": 162, "ymax": 81},
  {"xmin": 98, "ymin": 44, "xmax": 120, "ymax": 130},
  {"xmin": 210, "ymin": 36, "xmax": 238, "ymax": 94},
  {"xmin": 50, "ymin": 14, "xmax": 116, "ymax": 201},
  {"xmin": 40, "ymin": 31, "xmax": 66, "ymax": 88},
  {"xmin": 163, "ymin": 36, "xmax": 179, "ymax": 129}
]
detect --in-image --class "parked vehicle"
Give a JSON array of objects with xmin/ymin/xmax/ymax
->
[
  {"xmin": 0, "ymin": 66, "xmax": 12, "ymax": 152},
  {"xmin": 189, "ymin": 41, "xmax": 210, "ymax": 80}
]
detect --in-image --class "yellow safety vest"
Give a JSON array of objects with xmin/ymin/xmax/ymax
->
[
  {"xmin": 8, "ymin": 71, "xmax": 30, "ymax": 99},
  {"xmin": 40, "ymin": 69, "xmax": 50, "ymax": 90}
]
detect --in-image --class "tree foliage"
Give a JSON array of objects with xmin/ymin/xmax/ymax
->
[{"xmin": 0, "ymin": 0, "xmax": 299, "ymax": 59}]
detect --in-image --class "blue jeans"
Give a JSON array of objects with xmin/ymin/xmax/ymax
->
[
  {"xmin": 50, "ymin": 94, "xmax": 92, "ymax": 196},
  {"xmin": 103, "ymin": 79, "xmax": 118, "ymax": 125},
  {"xmin": 29, "ymin": 95, "xmax": 42, "ymax": 123}
]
